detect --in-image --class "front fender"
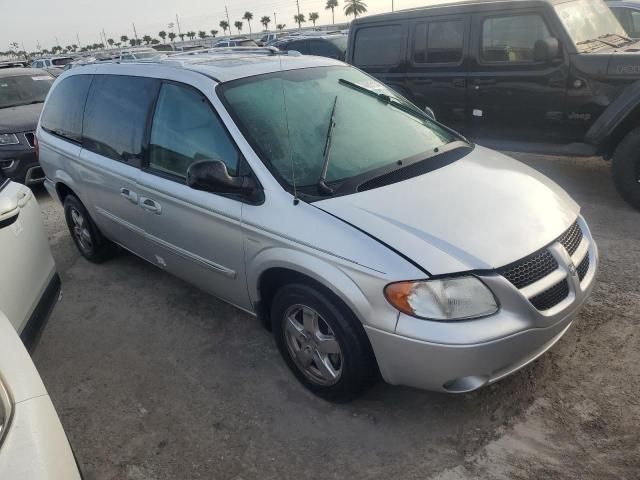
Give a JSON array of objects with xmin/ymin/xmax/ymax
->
[
  {"xmin": 585, "ymin": 79, "xmax": 640, "ymax": 145},
  {"xmin": 247, "ymin": 247, "xmax": 379, "ymax": 328}
]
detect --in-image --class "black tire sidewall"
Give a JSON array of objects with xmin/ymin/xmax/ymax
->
[
  {"xmin": 613, "ymin": 128, "xmax": 640, "ymax": 210},
  {"xmin": 272, "ymin": 283, "xmax": 375, "ymax": 402},
  {"xmin": 63, "ymin": 195, "xmax": 114, "ymax": 263}
]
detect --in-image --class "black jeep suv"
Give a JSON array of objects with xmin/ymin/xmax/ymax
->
[{"xmin": 348, "ymin": 0, "xmax": 640, "ymax": 209}]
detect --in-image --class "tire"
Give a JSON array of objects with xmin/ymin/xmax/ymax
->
[
  {"xmin": 63, "ymin": 195, "xmax": 117, "ymax": 263},
  {"xmin": 612, "ymin": 127, "xmax": 640, "ymax": 210},
  {"xmin": 271, "ymin": 282, "xmax": 377, "ymax": 402}
]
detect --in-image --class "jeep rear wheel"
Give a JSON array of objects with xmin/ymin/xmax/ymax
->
[{"xmin": 612, "ymin": 128, "xmax": 640, "ymax": 210}]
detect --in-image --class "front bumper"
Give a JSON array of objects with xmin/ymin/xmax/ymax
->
[
  {"xmin": 366, "ymin": 217, "xmax": 598, "ymax": 393},
  {"xmin": 0, "ymin": 141, "xmax": 42, "ymax": 185}
]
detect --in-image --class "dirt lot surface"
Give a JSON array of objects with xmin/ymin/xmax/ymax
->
[{"xmin": 32, "ymin": 153, "xmax": 640, "ymax": 480}]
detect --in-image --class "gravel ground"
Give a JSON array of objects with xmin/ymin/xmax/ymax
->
[{"xmin": 32, "ymin": 153, "xmax": 640, "ymax": 480}]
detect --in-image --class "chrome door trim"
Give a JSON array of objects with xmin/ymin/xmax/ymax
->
[{"xmin": 95, "ymin": 206, "xmax": 146, "ymax": 236}]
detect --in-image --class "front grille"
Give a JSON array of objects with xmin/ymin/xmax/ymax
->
[
  {"xmin": 498, "ymin": 249, "xmax": 558, "ymax": 289},
  {"xmin": 530, "ymin": 280, "xmax": 570, "ymax": 311},
  {"xmin": 24, "ymin": 132, "xmax": 35, "ymax": 148},
  {"xmin": 577, "ymin": 254, "xmax": 590, "ymax": 281},
  {"xmin": 558, "ymin": 221, "xmax": 583, "ymax": 256}
]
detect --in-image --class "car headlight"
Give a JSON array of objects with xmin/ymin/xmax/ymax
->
[
  {"xmin": 0, "ymin": 378, "xmax": 12, "ymax": 446},
  {"xmin": 384, "ymin": 276, "xmax": 498, "ymax": 321},
  {"xmin": 0, "ymin": 134, "xmax": 20, "ymax": 146}
]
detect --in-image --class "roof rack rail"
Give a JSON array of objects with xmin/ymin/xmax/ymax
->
[{"xmin": 168, "ymin": 46, "xmax": 283, "ymax": 57}]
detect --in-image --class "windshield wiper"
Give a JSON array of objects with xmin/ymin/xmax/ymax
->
[
  {"xmin": 338, "ymin": 78, "xmax": 429, "ymax": 122},
  {"xmin": 317, "ymin": 95, "xmax": 338, "ymax": 196}
]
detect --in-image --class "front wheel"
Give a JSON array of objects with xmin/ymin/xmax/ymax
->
[
  {"xmin": 612, "ymin": 128, "xmax": 640, "ymax": 210},
  {"xmin": 271, "ymin": 283, "xmax": 376, "ymax": 402}
]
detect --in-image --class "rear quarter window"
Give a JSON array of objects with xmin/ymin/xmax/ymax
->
[
  {"xmin": 41, "ymin": 75, "xmax": 93, "ymax": 143},
  {"xmin": 353, "ymin": 25, "xmax": 403, "ymax": 66},
  {"xmin": 82, "ymin": 75, "xmax": 159, "ymax": 164}
]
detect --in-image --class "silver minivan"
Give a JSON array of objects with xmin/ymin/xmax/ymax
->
[{"xmin": 37, "ymin": 52, "xmax": 597, "ymax": 401}]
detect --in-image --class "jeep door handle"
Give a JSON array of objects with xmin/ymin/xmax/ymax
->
[
  {"xmin": 140, "ymin": 197, "xmax": 162, "ymax": 215},
  {"xmin": 120, "ymin": 188, "xmax": 138, "ymax": 204}
]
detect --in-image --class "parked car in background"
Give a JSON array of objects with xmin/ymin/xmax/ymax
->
[
  {"xmin": 273, "ymin": 34, "xmax": 348, "ymax": 60},
  {"xmin": 38, "ymin": 52, "xmax": 596, "ymax": 401},
  {"xmin": 0, "ymin": 61, "xmax": 28, "ymax": 69},
  {"xmin": 260, "ymin": 32, "xmax": 284, "ymax": 46},
  {"xmin": 119, "ymin": 48, "xmax": 161, "ymax": 61},
  {"xmin": 213, "ymin": 37, "xmax": 259, "ymax": 48},
  {"xmin": 0, "ymin": 68, "xmax": 54, "ymax": 184},
  {"xmin": 348, "ymin": 0, "xmax": 640, "ymax": 210},
  {"xmin": 0, "ymin": 310, "xmax": 81, "ymax": 479},
  {"xmin": 607, "ymin": 1, "xmax": 640, "ymax": 37},
  {"xmin": 31, "ymin": 56, "xmax": 74, "ymax": 77},
  {"xmin": 0, "ymin": 173, "xmax": 60, "ymax": 350}
]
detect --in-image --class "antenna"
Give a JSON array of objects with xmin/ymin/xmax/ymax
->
[{"xmin": 277, "ymin": 52, "xmax": 299, "ymax": 205}]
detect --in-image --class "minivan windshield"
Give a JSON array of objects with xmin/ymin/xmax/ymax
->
[
  {"xmin": 0, "ymin": 74, "xmax": 54, "ymax": 109},
  {"xmin": 220, "ymin": 66, "xmax": 456, "ymax": 190},
  {"xmin": 555, "ymin": 0, "xmax": 627, "ymax": 47}
]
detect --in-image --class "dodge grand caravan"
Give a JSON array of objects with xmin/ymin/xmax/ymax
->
[{"xmin": 37, "ymin": 51, "xmax": 597, "ymax": 401}]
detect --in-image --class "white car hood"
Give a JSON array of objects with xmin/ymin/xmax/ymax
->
[{"xmin": 315, "ymin": 146, "xmax": 579, "ymax": 275}]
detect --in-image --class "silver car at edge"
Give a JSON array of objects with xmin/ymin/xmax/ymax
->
[{"xmin": 36, "ymin": 51, "xmax": 598, "ymax": 401}]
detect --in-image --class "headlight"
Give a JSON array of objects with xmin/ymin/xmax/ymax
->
[
  {"xmin": 384, "ymin": 276, "xmax": 498, "ymax": 321},
  {"xmin": 0, "ymin": 134, "xmax": 20, "ymax": 146},
  {"xmin": 0, "ymin": 378, "xmax": 12, "ymax": 446}
]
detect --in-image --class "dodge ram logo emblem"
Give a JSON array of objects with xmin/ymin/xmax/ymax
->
[{"xmin": 568, "ymin": 263, "xmax": 577, "ymax": 276}]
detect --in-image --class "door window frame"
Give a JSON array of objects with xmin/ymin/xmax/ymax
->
[
  {"xmin": 410, "ymin": 15, "xmax": 470, "ymax": 67},
  {"xmin": 352, "ymin": 23, "xmax": 408, "ymax": 69},
  {"xmin": 141, "ymin": 79, "xmax": 259, "ymax": 202},
  {"xmin": 476, "ymin": 9, "xmax": 558, "ymax": 67}
]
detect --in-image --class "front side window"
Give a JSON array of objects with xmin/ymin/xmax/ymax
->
[
  {"xmin": 555, "ymin": 0, "xmax": 626, "ymax": 47},
  {"xmin": 611, "ymin": 7, "xmax": 640, "ymax": 38},
  {"xmin": 149, "ymin": 83, "xmax": 240, "ymax": 179},
  {"xmin": 83, "ymin": 75, "xmax": 159, "ymax": 163},
  {"xmin": 40, "ymin": 75, "xmax": 90, "ymax": 142},
  {"xmin": 482, "ymin": 14, "xmax": 550, "ymax": 63},
  {"xmin": 414, "ymin": 20, "xmax": 464, "ymax": 64},
  {"xmin": 220, "ymin": 66, "xmax": 455, "ymax": 189},
  {"xmin": 354, "ymin": 25, "xmax": 403, "ymax": 67},
  {"xmin": 0, "ymin": 74, "xmax": 53, "ymax": 109}
]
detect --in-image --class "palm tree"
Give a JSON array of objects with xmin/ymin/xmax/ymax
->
[
  {"xmin": 234, "ymin": 21, "xmax": 243, "ymax": 34},
  {"xmin": 309, "ymin": 12, "xmax": 319, "ymax": 27},
  {"xmin": 158, "ymin": 30, "xmax": 167, "ymax": 43},
  {"xmin": 261, "ymin": 16, "xmax": 271, "ymax": 31},
  {"xmin": 325, "ymin": 0, "xmax": 339, "ymax": 24},
  {"xmin": 120, "ymin": 35, "xmax": 129, "ymax": 44},
  {"xmin": 142, "ymin": 35, "xmax": 152, "ymax": 45},
  {"xmin": 277, "ymin": 24, "xmax": 286, "ymax": 31},
  {"xmin": 129, "ymin": 39, "xmax": 136, "ymax": 46},
  {"xmin": 198, "ymin": 31, "xmax": 207, "ymax": 40},
  {"xmin": 210, "ymin": 29, "xmax": 219, "ymax": 38},
  {"xmin": 115, "ymin": 42, "xmax": 122, "ymax": 48},
  {"xmin": 294, "ymin": 13, "xmax": 306, "ymax": 29},
  {"xmin": 220, "ymin": 20, "xmax": 229, "ymax": 36},
  {"xmin": 72, "ymin": 44, "xmax": 79, "ymax": 52},
  {"xmin": 168, "ymin": 32, "xmax": 176, "ymax": 43},
  {"xmin": 179, "ymin": 33, "xmax": 185, "ymax": 42},
  {"xmin": 344, "ymin": 0, "xmax": 367, "ymax": 19},
  {"xmin": 107, "ymin": 39, "xmax": 114, "ymax": 48},
  {"xmin": 188, "ymin": 31, "xmax": 197, "ymax": 40},
  {"xmin": 243, "ymin": 11, "xmax": 254, "ymax": 34}
]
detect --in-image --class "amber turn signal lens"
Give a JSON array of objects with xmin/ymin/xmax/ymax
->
[{"xmin": 384, "ymin": 281, "xmax": 416, "ymax": 316}]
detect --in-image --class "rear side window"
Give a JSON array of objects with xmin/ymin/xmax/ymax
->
[
  {"xmin": 482, "ymin": 14, "xmax": 550, "ymax": 63},
  {"xmin": 83, "ymin": 75, "xmax": 159, "ymax": 164},
  {"xmin": 41, "ymin": 75, "xmax": 92, "ymax": 143},
  {"xmin": 414, "ymin": 20, "xmax": 464, "ymax": 64},
  {"xmin": 309, "ymin": 40, "xmax": 338, "ymax": 58},
  {"xmin": 354, "ymin": 25, "xmax": 403, "ymax": 66},
  {"xmin": 148, "ymin": 83, "xmax": 240, "ymax": 179},
  {"xmin": 287, "ymin": 40, "xmax": 309, "ymax": 53}
]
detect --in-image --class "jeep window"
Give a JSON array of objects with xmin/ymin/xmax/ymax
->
[
  {"xmin": 51, "ymin": 57, "xmax": 73, "ymax": 66},
  {"xmin": 611, "ymin": 7, "xmax": 640, "ymax": 38},
  {"xmin": 555, "ymin": 0, "xmax": 626, "ymax": 47},
  {"xmin": 149, "ymin": 83, "xmax": 239, "ymax": 179},
  {"xmin": 354, "ymin": 25, "xmax": 403, "ymax": 66},
  {"xmin": 220, "ymin": 66, "xmax": 455, "ymax": 190},
  {"xmin": 41, "ymin": 75, "xmax": 91, "ymax": 143},
  {"xmin": 83, "ymin": 75, "xmax": 159, "ymax": 164},
  {"xmin": 0, "ymin": 74, "xmax": 54, "ymax": 109},
  {"xmin": 482, "ymin": 14, "xmax": 550, "ymax": 63},
  {"xmin": 414, "ymin": 20, "xmax": 464, "ymax": 64}
]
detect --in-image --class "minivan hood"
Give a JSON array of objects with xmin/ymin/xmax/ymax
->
[
  {"xmin": 0, "ymin": 102, "xmax": 43, "ymax": 134},
  {"xmin": 315, "ymin": 146, "xmax": 579, "ymax": 275}
]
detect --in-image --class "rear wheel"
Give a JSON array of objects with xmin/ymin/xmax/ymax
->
[
  {"xmin": 63, "ymin": 195, "xmax": 117, "ymax": 263},
  {"xmin": 271, "ymin": 283, "xmax": 376, "ymax": 402},
  {"xmin": 612, "ymin": 128, "xmax": 640, "ymax": 210}
]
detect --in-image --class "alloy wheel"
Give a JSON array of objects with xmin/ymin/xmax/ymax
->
[{"xmin": 70, "ymin": 207, "xmax": 93, "ymax": 253}]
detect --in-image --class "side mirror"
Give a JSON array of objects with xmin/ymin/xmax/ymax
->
[
  {"xmin": 424, "ymin": 106, "xmax": 436, "ymax": 121},
  {"xmin": 187, "ymin": 160, "xmax": 259, "ymax": 199},
  {"xmin": 534, "ymin": 37, "xmax": 560, "ymax": 63}
]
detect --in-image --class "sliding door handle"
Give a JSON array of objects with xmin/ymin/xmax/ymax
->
[{"xmin": 140, "ymin": 197, "xmax": 162, "ymax": 215}]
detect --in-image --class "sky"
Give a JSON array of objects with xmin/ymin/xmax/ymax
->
[{"xmin": 0, "ymin": 0, "xmax": 452, "ymax": 52}]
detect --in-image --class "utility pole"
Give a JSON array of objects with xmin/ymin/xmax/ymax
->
[
  {"xmin": 132, "ymin": 23, "xmax": 138, "ymax": 41},
  {"xmin": 274, "ymin": 12, "xmax": 277, "ymax": 27},
  {"xmin": 55, "ymin": 36, "xmax": 60, "ymax": 48},
  {"xmin": 176, "ymin": 14, "xmax": 182, "ymax": 36},
  {"xmin": 76, "ymin": 33, "xmax": 82, "ymax": 48},
  {"xmin": 102, "ymin": 28, "xmax": 108, "ymax": 46},
  {"xmin": 296, "ymin": 0, "xmax": 300, "ymax": 16},
  {"xmin": 225, "ymin": 6, "xmax": 231, "ymax": 28},
  {"xmin": 392, "ymin": 0, "xmax": 394, "ymax": 12}
]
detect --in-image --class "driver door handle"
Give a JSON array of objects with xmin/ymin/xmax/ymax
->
[
  {"xmin": 120, "ymin": 188, "xmax": 138, "ymax": 204},
  {"xmin": 140, "ymin": 197, "xmax": 162, "ymax": 215}
]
